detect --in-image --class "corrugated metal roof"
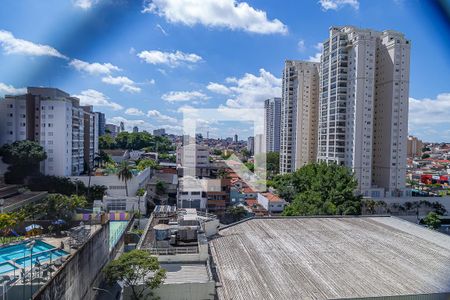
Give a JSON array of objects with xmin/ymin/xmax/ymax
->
[{"xmin": 210, "ymin": 216, "xmax": 450, "ymax": 300}]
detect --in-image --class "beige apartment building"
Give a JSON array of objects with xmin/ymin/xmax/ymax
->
[
  {"xmin": 279, "ymin": 60, "xmax": 320, "ymax": 174},
  {"xmin": 318, "ymin": 26, "xmax": 410, "ymax": 197}
]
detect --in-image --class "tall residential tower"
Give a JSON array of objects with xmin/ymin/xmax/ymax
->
[
  {"xmin": 318, "ymin": 26, "xmax": 410, "ymax": 197},
  {"xmin": 264, "ymin": 97, "xmax": 281, "ymax": 153},
  {"xmin": 279, "ymin": 60, "xmax": 320, "ymax": 174}
]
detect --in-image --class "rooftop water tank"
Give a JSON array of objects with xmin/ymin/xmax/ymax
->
[{"xmin": 154, "ymin": 224, "xmax": 171, "ymax": 241}]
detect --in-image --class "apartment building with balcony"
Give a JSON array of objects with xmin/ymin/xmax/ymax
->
[
  {"xmin": 318, "ymin": 26, "xmax": 410, "ymax": 197},
  {"xmin": 0, "ymin": 87, "xmax": 99, "ymax": 176},
  {"xmin": 264, "ymin": 97, "xmax": 281, "ymax": 153},
  {"xmin": 280, "ymin": 60, "xmax": 320, "ymax": 174}
]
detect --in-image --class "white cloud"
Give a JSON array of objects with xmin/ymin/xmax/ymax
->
[
  {"xmin": 142, "ymin": 0, "xmax": 288, "ymax": 35},
  {"xmin": 319, "ymin": 0, "xmax": 359, "ymax": 10},
  {"xmin": 73, "ymin": 0, "xmax": 97, "ymax": 9},
  {"xmin": 73, "ymin": 89, "xmax": 123, "ymax": 110},
  {"xmin": 69, "ymin": 59, "xmax": 121, "ymax": 75},
  {"xmin": 147, "ymin": 110, "xmax": 178, "ymax": 123},
  {"xmin": 137, "ymin": 50, "xmax": 202, "ymax": 67},
  {"xmin": 297, "ymin": 39, "xmax": 306, "ymax": 52},
  {"xmin": 125, "ymin": 107, "xmax": 145, "ymax": 116},
  {"xmin": 217, "ymin": 68, "xmax": 281, "ymax": 108},
  {"xmin": 101, "ymin": 75, "xmax": 141, "ymax": 93},
  {"xmin": 206, "ymin": 82, "xmax": 232, "ymax": 95},
  {"xmin": 308, "ymin": 42, "xmax": 323, "ymax": 62},
  {"xmin": 0, "ymin": 30, "xmax": 67, "ymax": 59},
  {"xmin": 162, "ymin": 91, "xmax": 209, "ymax": 102},
  {"xmin": 0, "ymin": 83, "xmax": 26, "ymax": 96},
  {"xmin": 308, "ymin": 53, "xmax": 321, "ymax": 62},
  {"xmin": 409, "ymin": 93, "xmax": 450, "ymax": 127}
]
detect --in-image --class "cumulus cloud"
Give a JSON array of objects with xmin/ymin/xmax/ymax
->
[
  {"xmin": 73, "ymin": 89, "xmax": 123, "ymax": 110},
  {"xmin": 147, "ymin": 110, "xmax": 178, "ymax": 123},
  {"xmin": 319, "ymin": 0, "xmax": 359, "ymax": 10},
  {"xmin": 125, "ymin": 107, "xmax": 145, "ymax": 116},
  {"xmin": 162, "ymin": 91, "xmax": 209, "ymax": 102},
  {"xmin": 101, "ymin": 75, "xmax": 141, "ymax": 93},
  {"xmin": 308, "ymin": 42, "xmax": 323, "ymax": 62},
  {"xmin": 137, "ymin": 50, "xmax": 202, "ymax": 67},
  {"xmin": 409, "ymin": 93, "xmax": 450, "ymax": 127},
  {"xmin": 206, "ymin": 82, "xmax": 232, "ymax": 95},
  {"xmin": 142, "ymin": 0, "xmax": 288, "ymax": 35},
  {"xmin": 69, "ymin": 59, "xmax": 121, "ymax": 75},
  {"xmin": 0, "ymin": 30, "xmax": 67, "ymax": 59},
  {"xmin": 212, "ymin": 68, "xmax": 281, "ymax": 108},
  {"xmin": 0, "ymin": 83, "xmax": 26, "ymax": 96}
]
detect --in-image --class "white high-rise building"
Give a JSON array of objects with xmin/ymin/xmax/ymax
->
[
  {"xmin": 318, "ymin": 26, "xmax": 410, "ymax": 197},
  {"xmin": 264, "ymin": 97, "xmax": 281, "ymax": 153},
  {"xmin": 280, "ymin": 60, "xmax": 320, "ymax": 174},
  {"xmin": 0, "ymin": 87, "xmax": 99, "ymax": 177}
]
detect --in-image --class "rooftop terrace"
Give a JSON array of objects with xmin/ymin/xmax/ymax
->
[{"xmin": 210, "ymin": 216, "xmax": 450, "ymax": 300}]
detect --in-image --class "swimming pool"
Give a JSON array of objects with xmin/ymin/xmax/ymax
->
[
  {"xmin": 109, "ymin": 221, "xmax": 129, "ymax": 250},
  {"xmin": 0, "ymin": 240, "xmax": 69, "ymax": 273}
]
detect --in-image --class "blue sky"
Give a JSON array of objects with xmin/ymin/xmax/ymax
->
[{"xmin": 0, "ymin": 0, "xmax": 449, "ymax": 141}]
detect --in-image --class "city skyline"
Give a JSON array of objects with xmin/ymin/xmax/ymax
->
[{"xmin": 0, "ymin": 0, "xmax": 449, "ymax": 141}]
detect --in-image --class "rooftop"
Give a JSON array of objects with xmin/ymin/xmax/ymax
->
[{"xmin": 210, "ymin": 216, "xmax": 450, "ymax": 300}]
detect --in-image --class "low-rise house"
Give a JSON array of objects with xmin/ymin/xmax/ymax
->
[{"xmin": 257, "ymin": 192, "xmax": 287, "ymax": 213}]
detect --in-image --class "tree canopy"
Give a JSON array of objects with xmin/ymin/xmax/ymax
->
[
  {"xmin": 423, "ymin": 211, "xmax": 441, "ymax": 230},
  {"xmin": 100, "ymin": 131, "xmax": 174, "ymax": 153},
  {"xmin": 103, "ymin": 250, "xmax": 166, "ymax": 300},
  {"xmin": 271, "ymin": 162, "xmax": 362, "ymax": 216},
  {"xmin": 0, "ymin": 140, "xmax": 47, "ymax": 183}
]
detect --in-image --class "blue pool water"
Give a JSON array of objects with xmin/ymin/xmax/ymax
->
[
  {"xmin": 109, "ymin": 221, "xmax": 128, "ymax": 250},
  {"xmin": 0, "ymin": 240, "xmax": 69, "ymax": 273},
  {"xmin": 0, "ymin": 262, "xmax": 17, "ymax": 274}
]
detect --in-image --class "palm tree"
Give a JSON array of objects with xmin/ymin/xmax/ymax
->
[
  {"xmin": 135, "ymin": 188, "xmax": 146, "ymax": 226},
  {"xmin": 118, "ymin": 161, "xmax": 133, "ymax": 197}
]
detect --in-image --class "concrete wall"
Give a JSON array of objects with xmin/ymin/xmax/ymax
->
[
  {"xmin": 124, "ymin": 282, "xmax": 215, "ymax": 300},
  {"xmin": 33, "ymin": 221, "xmax": 110, "ymax": 300}
]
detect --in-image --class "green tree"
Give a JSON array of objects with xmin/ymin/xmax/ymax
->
[
  {"xmin": 0, "ymin": 140, "xmax": 47, "ymax": 183},
  {"xmin": 217, "ymin": 168, "xmax": 228, "ymax": 179},
  {"xmin": 103, "ymin": 250, "xmax": 166, "ymax": 300},
  {"xmin": 99, "ymin": 135, "xmax": 116, "ymax": 150},
  {"xmin": 423, "ymin": 211, "xmax": 441, "ymax": 230},
  {"xmin": 243, "ymin": 162, "xmax": 254, "ymax": 172},
  {"xmin": 137, "ymin": 159, "xmax": 159, "ymax": 171},
  {"xmin": 266, "ymin": 152, "xmax": 280, "ymax": 176},
  {"xmin": 212, "ymin": 149, "xmax": 222, "ymax": 156},
  {"xmin": 44, "ymin": 194, "xmax": 87, "ymax": 221},
  {"xmin": 155, "ymin": 181, "xmax": 166, "ymax": 195},
  {"xmin": 280, "ymin": 162, "xmax": 362, "ymax": 216},
  {"xmin": 136, "ymin": 188, "xmax": 146, "ymax": 221},
  {"xmin": 118, "ymin": 161, "xmax": 134, "ymax": 196},
  {"xmin": 226, "ymin": 206, "xmax": 247, "ymax": 222},
  {"xmin": 421, "ymin": 153, "xmax": 430, "ymax": 159}
]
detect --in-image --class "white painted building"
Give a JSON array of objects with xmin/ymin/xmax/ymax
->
[
  {"xmin": 0, "ymin": 88, "xmax": 100, "ymax": 176},
  {"xmin": 257, "ymin": 192, "xmax": 287, "ymax": 213},
  {"xmin": 318, "ymin": 26, "xmax": 410, "ymax": 197},
  {"xmin": 0, "ymin": 87, "xmax": 100, "ymax": 177},
  {"xmin": 280, "ymin": 60, "xmax": 320, "ymax": 174},
  {"xmin": 264, "ymin": 97, "xmax": 281, "ymax": 153},
  {"xmin": 177, "ymin": 177, "xmax": 207, "ymax": 210}
]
